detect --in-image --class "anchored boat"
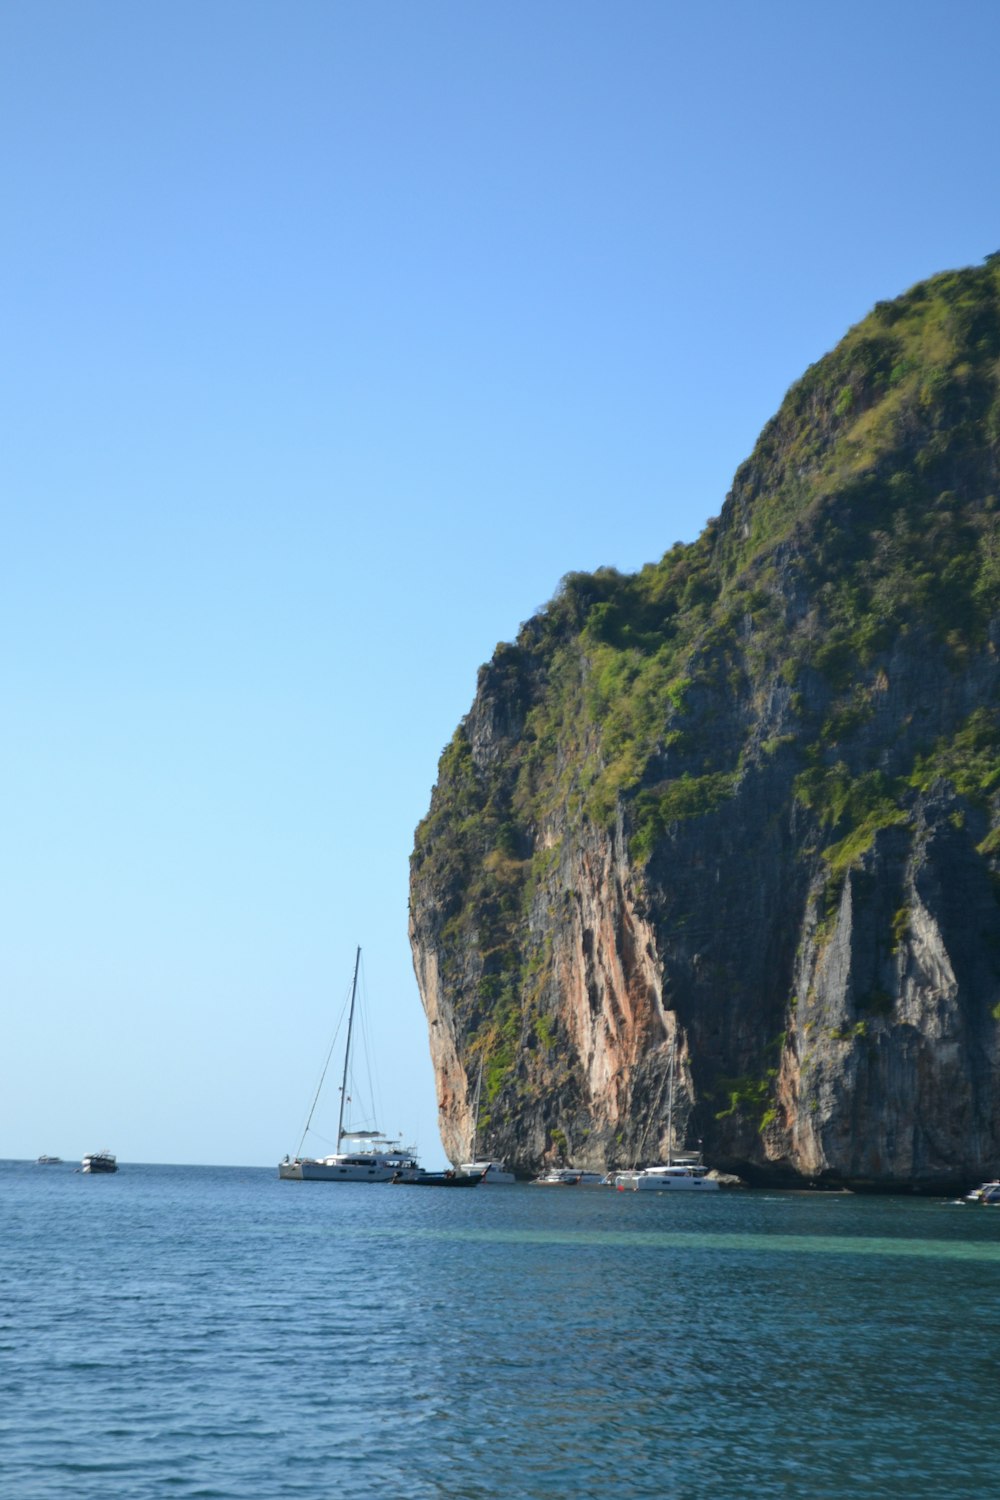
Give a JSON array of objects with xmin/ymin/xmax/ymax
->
[
  {"xmin": 459, "ymin": 1057, "xmax": 515, "ymax": 1183},
  {"xmin": 81, "ymin": 1151, "xmax": 118, "ymax": 1174},
  {"xmin": 614, "ymin": 1043, "xmax": 719, "ymax": 1193},
  {"xmin": 614, "ymin": 1155, "xmax": 719, "ymax": 1192},
  {"xmin": 965, "ymin": 1179, "xmax": 1000, "ymax": 1204},
  {"xmin": 531, "ymin": 1167, "xmax": 608, "ymax": 1187},
  {"xmin": 389, "ymin": 1168, "xmax": 482, "ymax": 1188},
  {"xmin": 279, "ymin": 947, "xmax": 421, "ymax": 1183}
]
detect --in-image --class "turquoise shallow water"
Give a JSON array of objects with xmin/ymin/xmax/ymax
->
[{"xmin": 2, "ymin": 1161, "xmax": 999, "ymax": 1498}]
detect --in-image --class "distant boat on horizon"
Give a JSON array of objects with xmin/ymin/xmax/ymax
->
[
  {"xmin": 36, "ymin": 1154, "xmax": 63, "ymax": 1165},
  {"xmin": 81, "ymin": 1151, "xmax": 118, "ymax": 1174}
]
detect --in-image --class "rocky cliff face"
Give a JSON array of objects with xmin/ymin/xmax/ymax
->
[{"xmin": 410, "ymin": 260, "xmax": 1000, "ymax": 1189}]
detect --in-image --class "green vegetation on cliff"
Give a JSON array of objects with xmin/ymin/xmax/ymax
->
[{"xmin": 411, "ymin": 258, "xmax": 1000, "ymax": 1109}]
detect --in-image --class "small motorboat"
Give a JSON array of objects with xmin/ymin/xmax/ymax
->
[
  {"xmin": 965, "ymin": 1180, "xmax": 1000, "ymax": 1204},
  {"xmin": 389, "ymin": 1169, "xmax": 482, "ymax": 1187},
  {"xmin": 530, "ymin": 1167, "xmax": 608, "ymax": 1187}
]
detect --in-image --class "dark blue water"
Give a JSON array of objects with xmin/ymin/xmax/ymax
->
[{"xmin": 2, "ymin": 1161, "xmax": 998, "ymax": 1498}]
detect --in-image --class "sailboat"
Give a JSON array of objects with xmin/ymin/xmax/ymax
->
[
  {"xmin": 613, "ymin": 1040, "xmax": 719, "ymax": 1193},
  {"xmin": 278, "ymin": 948, "xmax": 421, "ymax": 1183},
  {"xmin": 459, "ymin": 1056, "xmax": 515, "ymax": 1183}
]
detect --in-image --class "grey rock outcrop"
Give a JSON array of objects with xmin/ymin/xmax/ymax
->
[{"xmin": 410, "ymin": 261, "xmax": 1000, "ymax": 1190}]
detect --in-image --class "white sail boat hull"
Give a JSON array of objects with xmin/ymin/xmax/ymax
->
[
  {"xmin": 280, "ymin": 1154, "xmax": 420, "ymax": 1183},
  {"xmin": 296, "ymin": 1162, "xmax": 394, "ymax": 1182},
  {"xmin": 614, "ymin": 1166, "xmax": 719, "ymax": 1191}
]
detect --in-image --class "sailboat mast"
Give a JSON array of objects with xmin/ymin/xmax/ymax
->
[
  {"xmin": 336, "ymin": 946, "xmax": 362, "ymax": 1153},
  {"xmin": 666, "ymin": 1040, "xmax": 676, "ymax": 1168},
  {"xmin": 470, "ymin": 1056, "xmax": 483, "ymax": 1159}
]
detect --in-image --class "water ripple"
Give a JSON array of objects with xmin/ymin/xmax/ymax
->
[{"xmin": 1, "ymin": 1162, "xmax": 998, "ymax": 1498}]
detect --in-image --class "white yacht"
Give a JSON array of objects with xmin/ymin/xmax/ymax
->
[
  {"xmin": 279, "ymin": 947, "xmax": 421, "ymax": 1183},
  {"xmin": 531, "ymin": 1167, "xmax": 608, "ymax": 1187},
  {"xmin": 280, "ymin": 1132, "xmax": 421, "ymax": 1183},
  {"xmin": 614, "ymin": 1155, "xmax": 719, "ymax": 1192}
]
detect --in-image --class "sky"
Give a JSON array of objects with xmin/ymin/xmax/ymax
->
[{"xmin": 3, "ymin": 1, "xmax": 1000, "ymax": 1169}]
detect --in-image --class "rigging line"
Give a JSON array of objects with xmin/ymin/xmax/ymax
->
[
  {"xmin": 631, "ymin": 1039, "xmax": 672, "ymax": 1170},
  {"xmin": 471, "ymin": 1056, "xmax": 484, "ymax": 1160},
  {"xmin": 295, "ymin": 968, "xmax": 354, "ymax": 1158},
  {"xmin": 358, "ymin": 955, "xmax": 381, "ymax": 1132},
  {"xmin": 343, "ymin": 970, "xmax": 362, "ymax": 1132},
  {"xmin": 347, "ymin": 950, "xmax": 381, "ymax": 1134}
]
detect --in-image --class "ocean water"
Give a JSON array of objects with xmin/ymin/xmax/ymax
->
[{"xmin": 2, "ymin": 1161, "xmax": 999, "ymax": 1499}]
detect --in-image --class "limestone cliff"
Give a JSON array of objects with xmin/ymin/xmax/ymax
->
[{"xmin": 410, "ymin": 259, "xmax": 1000, "ymax": 1189}]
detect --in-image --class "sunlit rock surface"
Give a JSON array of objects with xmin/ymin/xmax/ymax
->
[{"xmin": 411, "ymin": 260, "xmax": 1000, "ymax": 1190}]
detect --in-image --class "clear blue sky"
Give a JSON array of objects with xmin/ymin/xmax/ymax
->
[{"xmin": 3, "ymin": 2, "xmax": 999, "ymax": 1167}]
